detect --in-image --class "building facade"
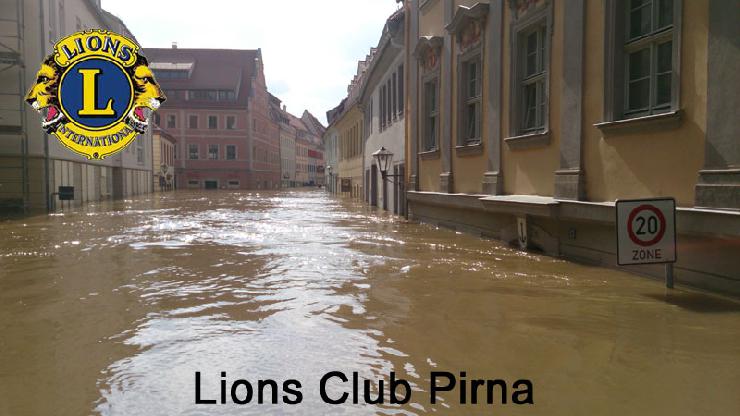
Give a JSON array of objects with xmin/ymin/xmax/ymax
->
[
  {"xmin": 270, "ymin": 96, "xmax": 298, "ymax": 188},
  {"xmin": 301, "ymin": 111, "xmax": 327, "ymax": 186},
  {"xmin": 327, "ymin": 53, "xmax": 376, "ymax": 200},
  {"xmin": 145, "ymin": 47, "xmax": 280, "ymax": 191},
  {"xmin": 152, "ymin": 126, "xmax": 176, "ymax": 192},
  {"xmin": 403, "ymin": 0, "xmax": 740, "ymax": 295},
  {"xmin": 323, "ymin": 127, "xmax": 339, "ymax": 193},
  {"xmin": 361, "ymin": 8, "xmax": 407, "ymax": 215},
  {"xmin": 0, "ymin": 0, "xmax": 153, "ymax": 213}
]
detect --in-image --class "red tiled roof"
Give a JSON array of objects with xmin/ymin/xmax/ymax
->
[{"xmin": 143, "ymin": 48, "xmax": 260, "ymax": 109}]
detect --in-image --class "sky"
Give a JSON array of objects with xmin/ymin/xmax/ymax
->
[{"xmin": 101, "ymin": 0, "xmax": 402, "ymax": 125}]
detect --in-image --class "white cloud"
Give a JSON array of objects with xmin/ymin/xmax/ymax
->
[{"xmin": 101, "ymin": 0, "xmax": 401, "ymax": 124}]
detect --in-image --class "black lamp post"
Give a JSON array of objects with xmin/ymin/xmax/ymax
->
[{"xmin": 372, "ymin": 147, "xmax": 403, "ymax": 188}]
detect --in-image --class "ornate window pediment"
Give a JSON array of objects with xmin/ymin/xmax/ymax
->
[
  {"xmin": 413, "ymin": 36, "xmax": 443, "ymax": 72},
  {"xmin": 446, "ymin": 2, "xmax": 489, "ymax": 53},
  {"xmin": 509, "ymin": 0, "xmax": 549, "ymax": 21}
]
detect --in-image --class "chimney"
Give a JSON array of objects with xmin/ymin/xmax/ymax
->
[
  {"xmin": 172, "ymin": 42, "xmax": 178, "ymax": 49},
  {"xmin": 282, "ymin": 105, "xmax": 287, "ymax": 112}
]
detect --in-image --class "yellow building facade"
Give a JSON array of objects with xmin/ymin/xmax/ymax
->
[
  {"xmin": 336, "ymin": 106, "xmax": 365, "ymax": 199},
  {"xmin": 405, "ymin": 0, "xmax": 740, "ymax": 295},
  {"xmin": 327, "ymin": 54, "xmax": 374, "ymax": 200}
]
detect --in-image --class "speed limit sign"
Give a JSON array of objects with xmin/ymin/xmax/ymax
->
[{"xmin": 616, "ymin": 198, "xmax": 676, "ymax": 266}]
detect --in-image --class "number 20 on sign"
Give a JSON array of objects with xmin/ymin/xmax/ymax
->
[{"xmin": 616, "ymin": 198, "xmax": 677, "ymax": 266}]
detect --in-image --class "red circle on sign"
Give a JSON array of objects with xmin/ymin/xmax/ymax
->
[{"xmin": 627, "ymin": 205, "xmax": 666, "ymax": 247}]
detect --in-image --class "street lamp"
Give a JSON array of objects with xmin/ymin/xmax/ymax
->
[
  {"xmin": 372, "ymin": 147, "xmax": 403, "ymax": 187},
  {"xmin": 372, "ymin": 147, "xmax": 403, "ymax": 186}
]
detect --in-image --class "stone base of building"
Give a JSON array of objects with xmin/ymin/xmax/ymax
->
[
  {"xmin": 482, "ymin": 171, "xmax": 504, "ymax": 195},
  {"xmin": 440, "ymin": 172, "xmax": 453, "ymax": 193},
  {"xmin": 554, "ymin": 169, "xmax": 586, "ymax": 200},
  {"xmin": 695, "ymin": 169, "xmax": 740, "ymax": 210},
  {"xmin": 407, "ymin": 191, "xmax": 740, "ymax": 297},
  {"xmin": 0, "ymin": 155, "xmax": 152, "ymax": 213}
]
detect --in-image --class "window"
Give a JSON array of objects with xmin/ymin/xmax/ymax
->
[
  {"xmin": 136, "ymin": 139, "xmax": 145, "ymax": 164},
  {"xmin": 167, "ymin": 114, "xmax": 176, "ymax": 129},
  {"xmin": 208, "ymin": 144, "xmax": 219, "ymax": 160},
  {"xmin": 603, "ymin": 0, "xmax": 679, "ymax": 123},
  {"xmin": 226, "ymin": 116, "xmax": 236, "ymax": 130},
  {"xmin": 189, "ymin": 115, "xmax": 198, "ymax": 129},
  {"xmin": 208, "ymin": 115, "xmax": 217, "ymax": 129},
  {"xmin": 369, "ymin": 98, "xmax": 373, "ymax": 134},
  {"xmin": 386, "ymin": 79, "xmax": 393, "ymax": 126},
  {"xmin": 380, "ymin": 85, "xmax": 386, "ymax": 131},
  {"xmin": 398, "ymin": 64, "xmax": 405, "ymax": 116},
  {"xmin": 423, "ymin": 78, "xmax": 439, "ymax": 151},
  {"xmin": 186, "ymin": 90, "xmax": 235, "ymax": 101},
  {"xmin": 519, "ymin": 25, "xmax": 547, "ymax": 133},
  {"xmin": 624, "ymin": 0, "xmax": 674, "ymax": 116},
  {"xmin": 226, "ymin": 145, "xmax": 236, "ymax": 160},
  {"xmin": 392, "ymin": 72, "xmax": 398, "ymax": 120},
  {"xmin": 188, "ymin": 144, "xmax": 199, "ymax": 160},
  {"xmin": 227, "ymin": 180, "xmax": 240, "ymax": 189},
  {"xmin": 460, "ymin": 55, "xmax": 482, "ymax": 144}
]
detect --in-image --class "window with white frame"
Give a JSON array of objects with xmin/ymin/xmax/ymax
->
[
  {"xmin": 460, "ymin": 54, "xmax": 482, "ymax": 145},
  {"xmin": 624, "ymin": 0, "xmax": 674, "ymax": 117},
  {"xmin": 188, "ymin": 144, "xmax": 199, "ymax": 160},
  {"xmin": 603, "ymin": 0, "xmax": 680, "ymax": 122},
  {"xmin": 519, "ymin": 24, "xmax": 547, "ymax": 133},
  {"xmin": 226, "ymin": 116, "xmax": 236, "ymax": 130},
  {"xmin": 423, "ymin": 78, "xmax": 439, "ymax": 151},
  {"xmin": 208, "ymin": 144, "xmax": 219, "ymax": 160},
  {"xmin": 226, "ymin": 145, "xmax": 236, "ymax": 160}
]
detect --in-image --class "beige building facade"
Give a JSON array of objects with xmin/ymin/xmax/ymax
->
[
  {"xmin": 404, "ymin": 0, "xmax": 740, "ymax": 295},
  {"xmin": 152, "ymin": 127, "xmax": 175, "ymax": 192}
]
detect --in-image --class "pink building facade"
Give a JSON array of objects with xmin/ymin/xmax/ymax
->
[{"xmin": 145, "ymin": 47, "xmax": 281, "ymax": 190}]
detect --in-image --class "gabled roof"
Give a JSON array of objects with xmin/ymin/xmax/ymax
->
[
  {"xmin": 144, "ymin": 48, "xmax": 261, "ymax": 109},
  {"xmin": 301, "ymin": 110, "xmax": 326, "ymax": 136}
]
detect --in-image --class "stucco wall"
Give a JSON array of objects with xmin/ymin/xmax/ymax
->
[{"xmin": 582, "ymin": 0, "xmax": 708, "ymax": 207}]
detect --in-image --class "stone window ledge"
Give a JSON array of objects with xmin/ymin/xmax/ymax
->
[
  {"xmin": 455, "ymin": 142, "xmax": 483, "ymax": 156},
  {"xmin": 595, "ymin": 110, "xmax": 682, "ymax": 135},
  {"xmin": 504, "ymin": 130, "xmax": 551, "ymax": 150},
  {"xmin": 419, "ymin": 149, "xmax": 440, "ymax": 160}
]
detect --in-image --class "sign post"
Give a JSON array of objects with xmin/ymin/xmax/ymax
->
[{"xmin": 616, "ymin": 198, "xmax": 677, "ymax": 288}]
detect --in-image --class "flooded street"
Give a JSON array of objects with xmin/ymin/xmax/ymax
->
[{"xmin": 1, "ymin": 190, "xmax": 739, "ymax": 415}]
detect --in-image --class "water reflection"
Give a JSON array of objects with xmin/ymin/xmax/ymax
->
[{"xmin": 0, "ymin": 190, "xmax": 738, "ymax": 415}]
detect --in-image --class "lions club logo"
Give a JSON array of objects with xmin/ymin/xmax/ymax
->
[{"xmin": 25, "ymin": 29, "xmax": 165, "ymax": 160}]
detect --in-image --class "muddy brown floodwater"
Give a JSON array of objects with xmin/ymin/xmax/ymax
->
[{"xmin": 1, "ymin": 190, "xmax": 739, "ymax": 415}]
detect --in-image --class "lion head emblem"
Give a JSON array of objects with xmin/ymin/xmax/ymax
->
[
  {"xmin": 26, "ymin": 29, "xmax": 166, "ymax": 160},
  {"xmin": 126, "ymin": 55, "xmax": 166, "ymax": 133},
  {"xmin": 25, "ymin": 56, "xmax": 66, "ymax": 133}
]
